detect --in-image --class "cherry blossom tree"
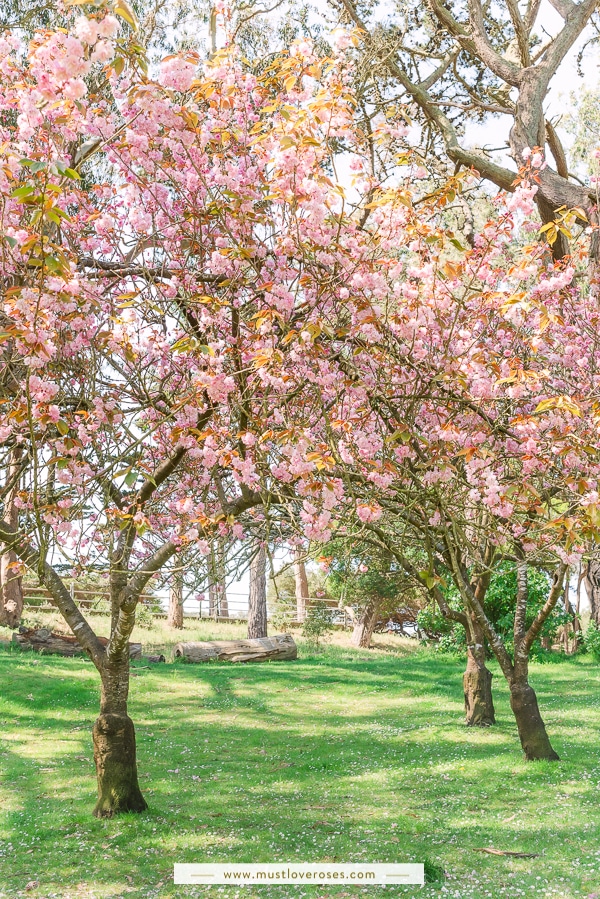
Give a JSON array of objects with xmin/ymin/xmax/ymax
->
[
  {"xmin": 259, "ymin": 154, "xmax": 600, "ymax": 757},
  {"xmin": 0, "ymin": 7, "xmax": 366, "ymax": 813}
]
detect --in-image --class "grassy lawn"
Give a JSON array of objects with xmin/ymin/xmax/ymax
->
[{"xmin": 0, "ymin": 619, "xmax": 599, "ymax": 899}]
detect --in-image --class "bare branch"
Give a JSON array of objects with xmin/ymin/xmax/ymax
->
[{"xmin": 427, "ymin": 0, "xmax": 523, "ymax": 86}]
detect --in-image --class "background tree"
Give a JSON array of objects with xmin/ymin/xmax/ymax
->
[
  {"xmin": 331, "ymin": 0, "xmax": 598, "ymax": 260},
  {"xmin": 293, "ymin": 544, "xmax": 309, "ymax": 623},
  {"xmin": 248, "ymin": 541, "xmax": 268, "ymax": 638},
  {"xmin": 168, "ymin": 566, "xmax": 184, "ymax": 628},
  {"xmin": 325, "ymin": 538, "xmax": 419, "ymax": 648},
  {"xmin": 0, "ymin": 445, "xmax": 24, "ymax": 627}
]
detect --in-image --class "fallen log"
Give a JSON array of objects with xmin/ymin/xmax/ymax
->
[
  {"xmin": 174, "ymin": 634, "xmax": 297, "ymax": 663},
  {"xmin": 12, "ymin": 627, "xmax": 142, "ymax": 660},
  {"xmin": 145, "ymin": 654, "xmax": 166, "ymax": 663}
]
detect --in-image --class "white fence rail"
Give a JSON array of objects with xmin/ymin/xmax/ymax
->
[{"xmin": 22, "ymin": 586, "xmax": 347, "ymax": 625}]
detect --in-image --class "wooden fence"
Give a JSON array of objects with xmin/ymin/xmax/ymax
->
[{"xmin": 22, "ymin": 586, "xmax": 350, "ymax": 626}]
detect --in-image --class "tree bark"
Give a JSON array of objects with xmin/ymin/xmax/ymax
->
[
  {"xmin": 208, "ymin": 580, "xmax": 217, "ymax": 618},
  {"xmin": 208, "ymin": 541, "xmax": 228, "ymax": 618},
  {"xmin": 351, "ymin": 598, "xmax": 381, "ymax": 648},
  {"xmin": 174, "ymin": 634, "xmax": 297, "ymax": 662},
  {"xmin": 293, "ymin": 547, "xmax": 309, "ymax": 623},
  {"xmin": 584, "ymin": 557, "xmax": 600, "ymax": 627},
  {"xmin": 509, "ymin": 679, "xmax": 559, "ymax": 761},
  {"xmin": 93, "ymin": 655, "xmax": 148, "ymax": 817},
  {"xmin": 463, "ymin": 620, "xmax": 496, "ymax": 727},
  {"xmin": 217, "ymin": 541, "xmax": 228, "ymax": 618},
  {"xmin": 247, "ymin": 542, "xmax": 267, "ymax": 639},
  {"xmin": 0, "ymin": 446, "xmax": 24, "ymax": 629},
  {"xmin": 167, "ymin": 570, "xmax": 184, "ymax": 628}
]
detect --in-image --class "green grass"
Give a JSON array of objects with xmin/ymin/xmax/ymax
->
[{"xmin": 0, "ymin": 621, "xmax": 599, "ymax": 899}]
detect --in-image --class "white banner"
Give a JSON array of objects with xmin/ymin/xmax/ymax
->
[{"xmin": 174, "ymin": 863, "xmax": 424, "ymax": 885}]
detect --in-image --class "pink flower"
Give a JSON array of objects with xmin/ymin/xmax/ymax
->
[
  {"xmin": 91, "ymin": 40, "xmax": 114, "ymax": 64},
  {"xmin": 160, "ymin": 56, "xmax": 197, "ymax": 92},
  {"xmin": 356, "ymin": 503, "xmax": 382, "ymax": 523},
  {"xmin": 74, "ymin": 16, "xmax": 98, "ymax": 46},
  {"xmin": 332, "ymin": 29, "xmax": 353, "ymax": 51},
  {"xmin": 96, "ymin": 15, "xmax": 120, "ymax": 38},
  {"xmin": 29, "ymin": 376, "xmax": 59, "ymax": 402}
]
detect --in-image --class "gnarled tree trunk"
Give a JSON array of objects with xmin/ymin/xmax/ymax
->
[
  {"xmin": 0, "ymin": 446, "xmax": 24, "ymax": 628},
  {"xmin": 463, "ymin": 616, "xmax": 495, "ymax": 727},
  {"xmin": 293, "ymin": 547, "xmax": 309, "ymax": 623},
  {"xmin": 167, "ymin": 570, "xmax": 184, "ymax": 629},
  {"xmin": 247, "ymin": 542, "xmax": 267, "ymax": 639},
  {"xmin": 351, "ymin": 598, "xmax": 381, "ymax": 648},
  {"xmin": 93, "ymin": 653, "xmax": 147, "ymax": 817},
  {"xmin": 509, "ymin": 678, "xmax": 559, "ymax": 761}
]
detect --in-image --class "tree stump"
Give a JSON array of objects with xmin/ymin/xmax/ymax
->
[
  {"xmin": 174, "ymin": 634, "xmax": 297, "ymax": 663},
  {"xmin": 12, "ymin": 627, "xmax": 142, "ymax": 659}
]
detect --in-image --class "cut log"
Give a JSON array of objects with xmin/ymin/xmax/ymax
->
[
  {"xmin": 12, "ymin": 627, "xmax": 142, "ymax": 659},
  {"xmin": 174, "ymin": 633, "xmax": 297, "ymax": 663},
  {"xmin": 145, "ymin": 654, "xmax": 166, "ymax": 663}
]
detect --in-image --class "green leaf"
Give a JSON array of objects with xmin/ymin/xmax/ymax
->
[
  {"xmin": 56, "ymin": 162, "xmax": 81, "ymax": 180},
  {"xmin": 11, "ymin": 186, "xmax": 34, "ymax": 199},
  {"xmin": 56, "ymin": 419, "xmax": 69, "ymax": 436},
  {"xmin": 124, "ymin": 470, "xmax": 138, "ymax": 487}
]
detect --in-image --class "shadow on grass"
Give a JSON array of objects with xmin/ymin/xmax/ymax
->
[{"xmin": 1, "ymin": 645, "xmax": 599, "ymax": 898}]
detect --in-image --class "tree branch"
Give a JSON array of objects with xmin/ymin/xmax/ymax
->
[
  {"xmin": 77, "ymin": 256, "xmax": 226, "ymax": 285},
  {"xmin": 0, "ymin": 520, "xmax": 105, "ymax": 668},
  {"xmin": 523, "ymin": 563, "xmax": 567, "ymax": 654}
]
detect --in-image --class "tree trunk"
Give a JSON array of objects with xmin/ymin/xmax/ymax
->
[
  {"xmin": 167, "ymin": 570, "xmax": 184, "ymax": 628},
  {"xmin": 463, "ymin": 644, "xmax": 495, "ymax": 727},
  {"xmin": 93, "ymin": 656, "xmax": 147, "ymax": 817},
  {"xmin": 208, "ymin": 542, "xmax": 228, "ymax": 618},
  {"xmin": 463, "ymin": 613, "xmax": 495, "ymax": 726},
  {"xmin": 293, "ymin": 547, "xmax": 309, "ymax": 623},
  {"xmin": 351, "ymin": 599, "xmax": 381, "ymax": 648},
  {"xmin": 584, "ymin": 557, "xmax": 600, "ymax": 627},
  {"xmin": 509, "ymin": 679, "xmax": 559, "ymax": 761},
  {"xmin": 0, "ymin": 446, "xmax": 24, "ymax": 629},
  {"xmin": 217, "ymin": 541, "xmax": 228, "ymax": 618},
  {"xmin": 247, "ymin": 542, "xmax": 267, "ymax": 639}
]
